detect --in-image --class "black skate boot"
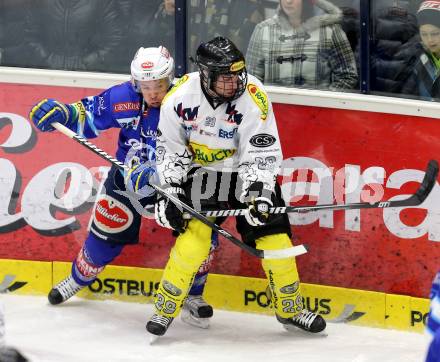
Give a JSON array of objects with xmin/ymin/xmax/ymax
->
[
  {"xmin": 181, "ymin": 295, "xmax": 213, "ymax": 329},
  {"xmin": 48, "ymin": 275, "xmax": 84, "ymax": 305},
  {"xmin": 146, "ymin": 314, "xmax": 174, "ymax": 336},
  {"xmin": 277, "ymin": 309, "xmax": 326, "ymax": 333},
  {"xmin": 0, "ymin": 346, "xmax": 28, "ymax": 362}
]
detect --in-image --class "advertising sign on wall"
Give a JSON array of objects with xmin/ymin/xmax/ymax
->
[{"xmin": 0, "ymin": 83, "xmax": 439, "ymax": 298}]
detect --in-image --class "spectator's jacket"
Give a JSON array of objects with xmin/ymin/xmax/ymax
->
[
  {"xmin": 246, "ymin": 0, "xmax": 358, "ymax": 90},
  {"xmin": 65, "ymin": 81, "xmax": 160, "ymax": 165},
  {"xmin": 369, "ymin": 3, "xmax": 419, "ymax": 93},
  {"xmin": 400, "ymin": 43, "xmax": 440, "ymax": 100},
  {"xmin": 26, "ymin": 0, "xmax": 122, "ymax": 70}
]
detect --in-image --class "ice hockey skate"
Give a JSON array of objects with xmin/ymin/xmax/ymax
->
[
  {"xmin": 277, "ymin": 309, "xmax": 327, "ymax": 334},
  {"xmin": 48, "ymin": 275, "xmax": 84, "ymax": 305},
  {"xmin": 181, "ymin": 295, "xmax": 213, "ymax": 329},
  {"xmin": 146, "ymin": 313, "xmax": 174, "ymax": 343}
]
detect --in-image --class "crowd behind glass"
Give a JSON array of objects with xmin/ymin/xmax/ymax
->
[{"xmin": 0, "ymin": 0, "xmax": 435, "ymax": 101}]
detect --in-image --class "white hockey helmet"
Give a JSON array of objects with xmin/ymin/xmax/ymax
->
[{"xmin": 130, "ymin": 46, "xmax": 174, "ymax": 92}]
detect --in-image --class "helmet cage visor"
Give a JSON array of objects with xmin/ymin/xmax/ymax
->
[{"xmin": 199, "ymin": 62, "xmax": 248, "ymax": 102}]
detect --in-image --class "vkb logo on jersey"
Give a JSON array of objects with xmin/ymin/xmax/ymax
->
[{"xmin": 174, "ymin": 103, "xmax": 199, "ymax": 121}]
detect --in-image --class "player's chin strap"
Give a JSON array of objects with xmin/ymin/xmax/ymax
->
[
  {"xmin": 183, "ymin": 160, "xmax": 438, "ymax": 219},
  {"xmin": 50, "ymin": 121, "xmax": 307, "ymax": 260}
]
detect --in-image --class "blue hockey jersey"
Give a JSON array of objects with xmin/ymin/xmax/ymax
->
[
  {"xmin": 426, "ymin": 271, "xmax": 440, "ymax": 362},
  {"xmin": 67, "ymin": 81, "xmax": 160, "ymax": 165}
]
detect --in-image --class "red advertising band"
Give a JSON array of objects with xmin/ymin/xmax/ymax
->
[
  {"xmin": 51, "ymin": 122, "xmax": 308, "ymax": 260},
  {"xmin": 188, "ymin": 160, "xmax": 439, "ymax": 218}
]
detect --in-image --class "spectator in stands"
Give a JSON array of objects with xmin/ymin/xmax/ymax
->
[
  {"xmin": 245, "ymin": 0, "xmax": 358, "ymax": 90},
  {"xmin": 329, "ymin": 0, "xmax": 360, "ymax": 51},
  {"xmin": 188, "ymin": 0, "xmax": 267, "ymax": 71},
  {"xmin": 149, "ymin": 0, "xmax": 175, "ymax": 55},
  {"xmin": 369, "ymin": 0, "xmax": 420, "ymax": 94},
  {"xmin": 0, "ymin": 0, "xmax": 33, "ymax": 67},
  {"xmin": 227, "ymin": 0, "xmax": 266, "ymax": 51},
  {"xmin": 110, "ymin": 0, "xmax": 167, "ymax": 73},
  {"xmin": 400, "ymin": 0, "xmax": 440, "ymax": 100},
  {"xmin": 25, "ymin": 0, "xmax": 123, "ymax": 71}
]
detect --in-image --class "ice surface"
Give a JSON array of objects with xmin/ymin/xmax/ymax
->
[{"xmin": 0, "ymin": 294, "xmax": 431, "ymax": 362}]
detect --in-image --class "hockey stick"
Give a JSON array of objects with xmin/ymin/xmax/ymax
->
[
  {"xmin": 186, "ymin": 160, "xmax": 439, "ymax": 218},
  {"xmin": 51, "ymin": 122, "xmax": 307, "ymax": 260}
]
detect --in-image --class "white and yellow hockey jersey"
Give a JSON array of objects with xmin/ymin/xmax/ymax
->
[{"xmin": 156, "ymin": 72, "xmax": 283, "ymax": 194}]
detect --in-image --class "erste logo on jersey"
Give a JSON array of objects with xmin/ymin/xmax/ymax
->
[
  {"xmin": 93, "ymin": 195, "xmax": 133, "ymax": 233},
  {"xmin": 247, "ymin": 84, "xmax": 268, "ymax": 121},
  {"xmin": 219, "ymin": 127, "xmax": 238, "ymax": 139}
]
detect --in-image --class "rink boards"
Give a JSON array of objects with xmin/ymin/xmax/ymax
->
[{"xmin": 0, "ymin": 258, "xmax": 429, "ymax": 333}]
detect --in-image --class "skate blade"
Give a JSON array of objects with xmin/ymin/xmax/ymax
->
[
  {"xmin": 282, "ymin": 324, "xmax": 328, "ymax": 337},
  {"xmin": 149, "ymin": 334, "xmax": 160, "ymax": 344},
  {"xmin": 181, "ymin": 308, "xmax": 210, "ymax": 329}
]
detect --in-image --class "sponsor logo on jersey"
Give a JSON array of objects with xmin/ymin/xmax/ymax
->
[
  {"xmin": 93, "ymin": 195, "xmax": 133, "ymax": 233},
  {"xmin": 280, "ymin": 281, "xmax": 300, "ymax": 294},
  {"xmin": 97, "ymin": 96, "xmax": 106, "ymax": 116},
  {"xmin": 162, "ymin": 74, "xmax": 189, "ymax": 104},
  {"xmin": 141, "ymin": 61, "xmax": 154, "ymax": 69},
  {"xmin": 183, "ymin": 121, "xmax": 198, "ymax": 135},
  {"xmin": 230, "ymin": 60, "xmax": 245, "ymax": 72},
  {"xmin": 116, "ymin": 117, "xmax": 140, "ymax": 129},
  {"xmin": 225, "ymin": 103, "xmax": 243, "ymax": 124},
  {"xmin": 218, "ymin": 127, "xmax": 238, "ymax": 139},
  {"xmin": 113, "ymin": 102, "xmax": 141, "ymax": 113},
  {"xmin": 247, "ymin": 84, "xmax": 268, "ymax": 121},
  {"xmin": 255, "ymin": 156, "xmax": 277, "ymax": 171},
  {"xmin": 72, "ymin": 101, "xmax": 86, "ymax": 124},
  {"xmin": 190, "ymin": 141, "xmax": 236, "ymax": 166},
  {"xmin": 199, "ymin": 129, "xmax": 216, "ymax": 137},
  {"xmin": 249, "ymin": 133, "xmax": 276, "ymax": 148},
  {"xmin": 162, "ymin": 280, "xmax": 182, "ymax": 296},
  {"xmin": 141, "ymin": 128, "xmax": 158, "ymax": 139},
  {"xmin": 204, "ymin": 116, "xmax": 216, "ymax": 127},
  {"xmin": 174, "ymin": 103, "xmax": 199, "ymax": 121}
]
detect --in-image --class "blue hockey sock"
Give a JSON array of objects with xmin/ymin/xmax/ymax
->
[{"xmin": 71, "ymin": 232, "xmax": 124, "ymax": 286}]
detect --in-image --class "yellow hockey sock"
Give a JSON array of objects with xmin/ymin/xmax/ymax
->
[
  {"xmin": 154, "ymin": 219, "xmax": 212, "ymax": 318},
  {"xmin": 257, "ymin": 233, "xmax": 303, "ymax": 318}
]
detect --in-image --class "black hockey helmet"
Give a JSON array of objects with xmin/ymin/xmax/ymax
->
[{"xmin": 195, "ymin": 36, "xmax": 248, "ymax": 102}]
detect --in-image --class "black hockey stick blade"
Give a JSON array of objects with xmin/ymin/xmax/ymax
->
[
  {"xmin": 188, "ymin": 160, "xmax": 439, "ymax": 217},
  {"xmin": 398, "ymin": 159, "xmax": 438, "ymax": 206},
  {"xmin": 51, "ymin": 122, "xmax": 307, "ymax": 260}
]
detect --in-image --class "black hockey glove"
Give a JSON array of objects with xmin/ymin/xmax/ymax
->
[
  {"xmin": 155, "ymin": 184, "xmax": 189, "ymax": 233},
  {"xmin": 243, "ymin": 181, "xmax": 274, "ymax": 227}
]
